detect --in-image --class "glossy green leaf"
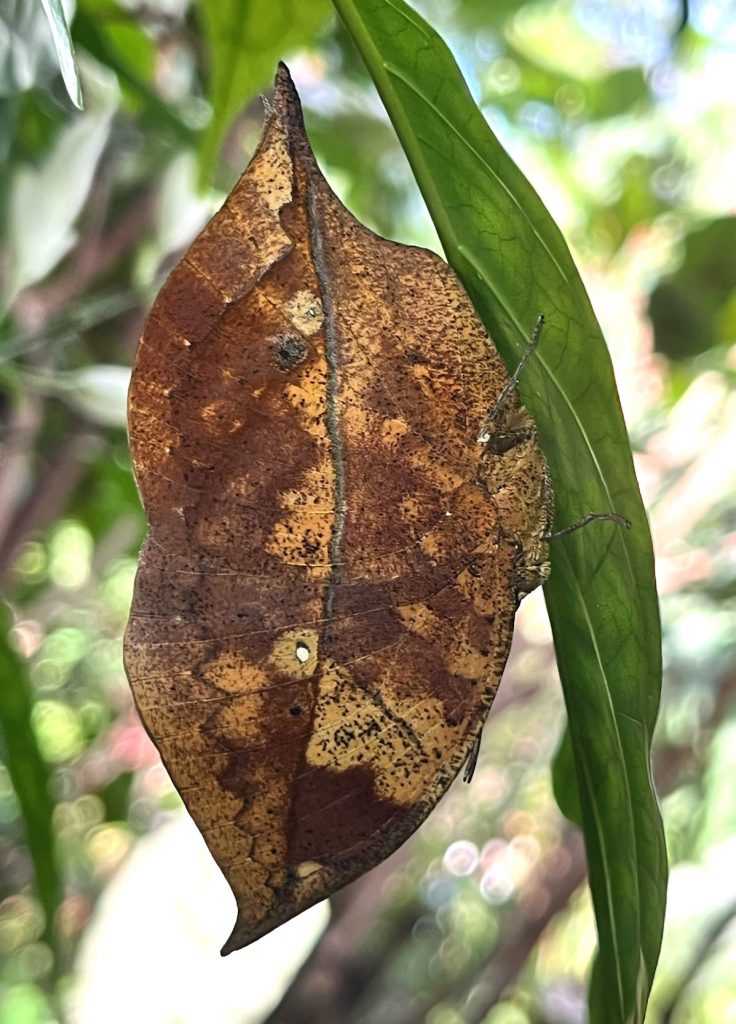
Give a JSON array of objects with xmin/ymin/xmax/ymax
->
[
  {"xmin": 552, "ymin": 724, "xmax": 583, "ymax": 828},
  {"xmin": 196, "ymin": 0, "xmax": 331, "ymax": 184},
  {"xmin": 0, "ymin": 602, "xmax": 61, "ymax": 965},
  {"xmin": 72, "ymin": 7, "xmax": 195, "ymax": 145},
  {"xmin": 3, "ymin": 70, "xmax": 117, "ymax": 308},
  {"xmin": 40, "ymin": 0, "xmax": 83, "ymax": 108},
  {"xmin": 330, "ymin": 2, "xmax": 667, "ymax": 1021},
  {"xmin": 0, "ymin": 0, "xmax": 67, "ymax": 97}
]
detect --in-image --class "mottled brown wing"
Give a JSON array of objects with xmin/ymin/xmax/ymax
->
[{"xmin": 124, "ymin": 64, "xmax": 552, "ymax": 954}]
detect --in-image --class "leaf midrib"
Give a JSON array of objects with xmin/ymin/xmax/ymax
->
[{"xmin": 563, "ymin": 547, "xmax": 643, "ymax": 1013}]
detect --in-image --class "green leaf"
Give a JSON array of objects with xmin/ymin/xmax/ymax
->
[
  {"xmin": 0, "ymin": 0, "xmax": 67, "ymax": 97},
  {"xmin": 3, "ymin": 65, "xmax": 118, "ymax": 308},
  {"xmin": 330, "ymin": 2, "xmax": 667, "ymax": 1021},
  {"xmin": 39, "ymin": 0, "xmax": 83, "ymax": 108},
  {"xmin": 196, "ymin": 0, "xmax": 331, "ymax": 185},
  {"xmin": 72, "ymin": 6, "xmax": 196, "ymax": 146},
  {"xmin": 552, "ymin": 724, "xmax": 582, "ymax": 828},
  {"xmin": 0, "ymin": 601, "xmax": 61, "ymax": 966}
]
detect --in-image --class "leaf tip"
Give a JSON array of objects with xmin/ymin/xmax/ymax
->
[
  {"xmin": 269, "ymin": 62, "xmax": 313, "ymax": 163},
  {"xmin": 273, "ymin": 62, "xmax": 301, "ymax": 118}
]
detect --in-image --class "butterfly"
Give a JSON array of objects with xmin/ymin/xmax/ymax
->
[{"xmin": 124, "ymin": 64, "xmax": 552, "ymax": 954}]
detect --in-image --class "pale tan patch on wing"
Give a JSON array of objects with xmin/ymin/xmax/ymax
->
[
  {"xmin": 278, "ymin": 464, "xmax": 336, "ymax": 511},
  {"xmin": 226, "ymin": 474, "xmax": 259, "ymax": 501},
  {"xmin": 248, "ymin": 768, "xmax": 294, "ymax": 869},
  {"xmin": 281, "ymin": 353, "xmax": 330, "ymax": 438},
  {"xmin": 154, "ymin": 728, "xmax": 229, "ymax": 789},
  {"xmin": 399, "ymin": 496, "xmax": 420, "ymax": 520},
  {"xmin": 199, "ymin": 638, "xmax": 310, "ymax": 881},
  {"xmin": 226, "ymin": 857, "xmax": 281, "ymax": 947},
  {"xmin": 419, "ymin": 531, "xmax": 443, "ymax": 561},
  {"xmin": 410, "ymin": 362, "xmax": 431, "ymax": 381},
  {"xmin": 305, "ymin": 564, "xmax": 334, "ymax": 582},
  {"xmin": 268, "ymin": 627, "xmax": 319, "ymax": 679},
  {"xmin": 205, "ymin": 629, "xmax": 324, "ymax": 880},
  {"xmin": 127, "ymin": 383, "xmax": 180, "ymax": 455},
  {"xmin": 398, "ymin": 602, "xmax": 444, "ymax": 639},
  {"xmin": 381, "ymin": 417, "xmax": 409, "ymax": 445},
  {"xmin": 213, "ymin": 692, "xmax": 271, "ymax": 750},
  {"xmin": 407, "ymin": 448, "xmax": 465, "ymax": 494},
  {"xmin": 200, "ymin": 398, "xmax": 245, "ymax": 435},
  {"xmin": 284, "ymin": 291, "xmax": 324, "ymax": 335},
  {"xmin": 446, "ymin": 636, "xmax": 489, "ymax": 680},
  {"xmin": 266, "ymin": 397, "xmax": 336, "ymax": 561},
  {"xmin": 178, "ymin": 775, "xmax": 244, "ymax": 832},
  {"xmin": 196, "ymin": 515, "xmax": 234, "ymax": 548},
  {"xmin": 206, "ymin": 649, "xmax": 270, "ymax": 694},
  {"xmin": 265, "ymin": 514, "xmax": 333, "ymax": 565},
  {"xmin": 341, "ymin": 402, "xmax": 373, "ymax": 439},
  {"xmin": 302, "ymin": 665, "xmax": 347, "ymax": 764},
  {"xmin": 305, "ymin": 662, "xmax": 423, "ymax": 806},
  {"xmin": 295, "ymin": 859, "xmax": 323, "ymax": 878},
  {"xmin": 359, "ymin": 687, "xmax": 479, "ymax": 815},
  {"xmin": 251, "ymin": 121, "xmax": 293, "ymax": 212}
]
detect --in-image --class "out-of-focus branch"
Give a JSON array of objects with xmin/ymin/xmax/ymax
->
[
  {"xmin": 0, "ymin": 189, "xmax": 154, "ymax": 587},
  {"xmin": 12, "ymin": 191, "xmax": 153, "ymax": 331},
  {"xmin": 394, "ymin": 826, "xmax": 587, "ymax": 1024},
  {"xmin": 654, "ymin": 670, "xmax": 736, "ymax": 795},
  {"xmin": 0, "ymin": 420, "xmax": 94, "ymax": 583},
  {"xmin": 660, "ymin": 897, "xmax": 736, "ymax": 1023},
  {"xmin": 463, "ymin": 829, "xmax": 586, "ymax": 1024},
  {"xmin": 0, "ymin": 394, "xmax": 42, "ymax": 554},
  {"xmin": 262, "ymin": 846, "xmax": 416, "ymax": 1024},
  {"xmin": 676, "ymin": 0, "xmax": 689, "ymax": 36}
]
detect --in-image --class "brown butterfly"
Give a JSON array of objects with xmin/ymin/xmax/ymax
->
[{"xmin": 124, "ymin": 64, "xmax": 552, "ymax": 954}]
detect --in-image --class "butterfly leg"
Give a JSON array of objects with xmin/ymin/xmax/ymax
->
[
  {"xmin": 477, "ymin": 314, "xmax": 545, "ymax": 445},
  {"xmin": 544, "ymin": 512, "xmax": 630, "ymax": 541}
]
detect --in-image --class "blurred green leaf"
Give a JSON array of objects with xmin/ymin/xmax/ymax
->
[
  {"xmin": 585, "ymin": 68, "xmax": 649, "ymax": 120},
  {"xmin": 76, "ymin": 0, "xmax": 155, "ymax": 83},
  {"xmin": 39, "ymin": 0, "xmax": 83, "ymax": 109},
  {"xmin": 305, "ymin": 109, "xmax": 407, "ymax": 236},
  {"xmin": 72, "ymin": 8, "xmax": 196, "ymax": 145},
  {"xmin": 196, "ymin": 0, "xmax": 331, "ymax": 185},
  {"xmin": 58, "ymin": 363, "xmax": 131, "ymax": 427},
  {"xmin": 0, "ymin": 603, "xmax": 61, "ymax": 964},
  {"xmin": 0, "ymin": 0, "xmax": 63, "ymax": 96},
  {"xmin": 3, "ymin": 65, "xmax": 118, "ymax": 308},
  {"xmin": 331, "ymin": 1, "xmax": 666, "ymax": 1021},
  {"xmin": 649, "ymin": 216, "xmax": 736, "ymax": 359},
  {"xmin": 483, "ymin": 57, "xmax": 648, "ymax": 124},
  {"xmin": 153, "ymin": 152, "xmax": 221, "ymax": 264}
]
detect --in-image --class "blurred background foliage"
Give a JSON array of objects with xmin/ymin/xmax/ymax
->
[{"xmin": 0, "ymin": 0, "xmax": 735, "ymax": 1022}]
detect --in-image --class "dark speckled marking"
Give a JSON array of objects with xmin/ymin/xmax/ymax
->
[{"xmin": 273, "ymin": 332, "xmax": 307, "ymax": 370}]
